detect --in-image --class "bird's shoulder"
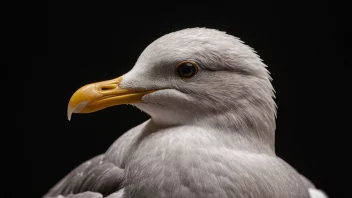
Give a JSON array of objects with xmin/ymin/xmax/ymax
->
[
  {"xmin": 42, "ymin": 121, "xmax": 153, "ymax": 198},
  {"xmin": 43, "ymin": 154, "xmax": 124, "ymax": 198}
]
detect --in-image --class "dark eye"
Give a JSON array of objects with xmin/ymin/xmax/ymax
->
[{"xmin": 176, "ymin": 61, "xmax": 199, "ymax": 78}]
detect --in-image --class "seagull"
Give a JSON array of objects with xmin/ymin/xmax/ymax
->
[{"xmin": 44, "ymin": 28, "xmax": 327, "ymax": 198}]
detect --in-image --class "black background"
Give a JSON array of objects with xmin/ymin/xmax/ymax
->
[{"xmin": 7, "ymin": 1, "xmax": 341, "ymax": 198}]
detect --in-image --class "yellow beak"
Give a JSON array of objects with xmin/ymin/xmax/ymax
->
[{"xmin": 67, "ymin": 76, "xmax": 154, "ymax": 120}]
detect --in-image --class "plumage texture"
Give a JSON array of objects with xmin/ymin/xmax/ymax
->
[{"xmin": 44, "ymin": 28, "xmax": 326, "ymax": 198}]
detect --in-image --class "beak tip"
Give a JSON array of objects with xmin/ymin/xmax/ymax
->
[
  {"xmin": 67, "ymin": 101, "xmax": 90, "ymax": 120},
  {"xmin": 67, "ymin": 111, "xmax": 72, "ymax": 121},
  {"xmin": 67, "ymin": 106, "xmax": 74, "ymax": 121}
]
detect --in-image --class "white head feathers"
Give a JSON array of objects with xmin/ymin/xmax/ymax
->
[{"xmin": 121, "ymin": 28, "xmax": 277, "ymax": 148}]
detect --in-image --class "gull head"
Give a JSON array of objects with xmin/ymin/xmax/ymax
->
[{"xmin": 68, "ymin": 28, "xmax": 276, "ymax": 140}]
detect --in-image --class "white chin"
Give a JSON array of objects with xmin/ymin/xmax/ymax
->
[
  {"xmin": 136, "ymin": 89, "xmax": 199, "ymax": 125},
  {"xmin": 134, "ymin": 103, "xmax": 183, "ymax": 125}
]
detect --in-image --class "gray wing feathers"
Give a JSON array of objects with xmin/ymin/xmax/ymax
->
[
  {"xmin": 55, "ymin": 192, "xmax": 103, "ymax": 198},
  {"xmin": 105, "ymin": 188, "xmax": 125, "ymax": 198},
  {"xmin": 45, "ymin": 190, "xmax": 124, "ymax": 198},
  {"xmin": 43, "ymin": 154, "xmax": 124, "ymax": 198}
]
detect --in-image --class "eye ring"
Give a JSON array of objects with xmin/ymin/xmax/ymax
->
[{"xmin": 175, "ymin": 61, "xmax": 199, "ymax": 79}]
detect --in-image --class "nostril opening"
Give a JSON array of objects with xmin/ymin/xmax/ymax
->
[{"xmin": 99, "ymin": 84, "xmax": 118, "ymax": 91}]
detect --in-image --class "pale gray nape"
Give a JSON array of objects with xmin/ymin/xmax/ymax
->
[{"xmin": 44, "ymin": 28, "xmax": 327, "ymax": 198}]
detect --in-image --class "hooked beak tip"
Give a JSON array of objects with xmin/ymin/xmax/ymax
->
[
  {"xmin": 67, "ymin": 107, "xmax": 73, "ymax": 121},
  {"xmin": 67, "ymin": 101, "xmax": 89, "ymax": 121}
]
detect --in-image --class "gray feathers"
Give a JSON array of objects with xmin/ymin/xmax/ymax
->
[
  {"xmin": 44, "ymin": 28, "xmax": 326, "ymax": 198},
  {"xmin": 44, "ymin": 155, "xmax": 124, "ymax": 197}
]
